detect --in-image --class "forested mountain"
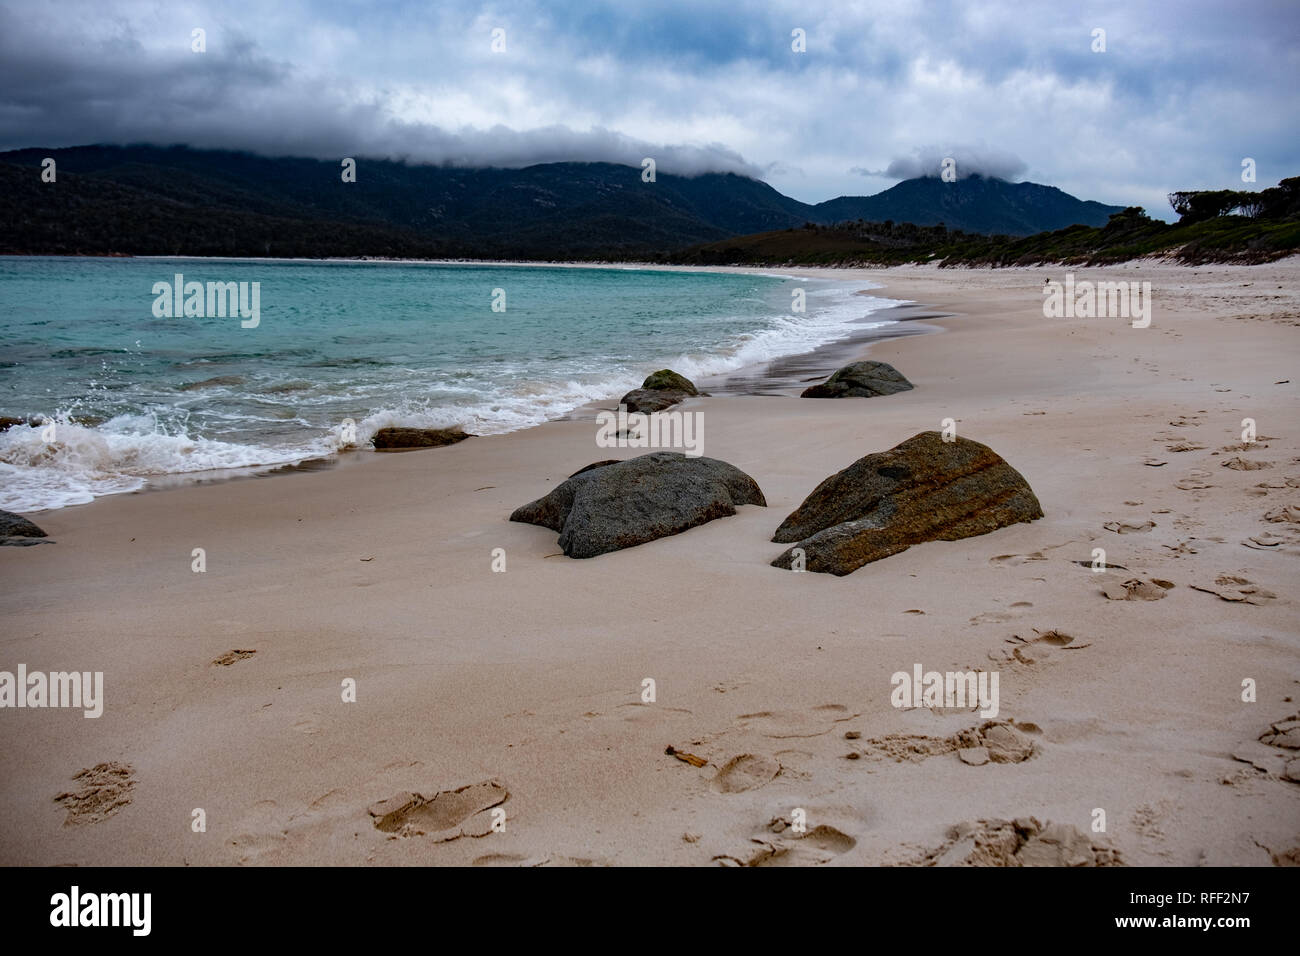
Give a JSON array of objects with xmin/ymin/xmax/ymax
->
[{"xmin": 0, "ymin": 145, "xmax": 1125, "ymax": 258}]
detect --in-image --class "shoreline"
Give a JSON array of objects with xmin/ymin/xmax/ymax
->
[
  {"xmin": 2, "ymin": 259, "xmax": 1297, "ymax": 866},
  {"xmin": 4, "ymin": 266, "xmax": 919, "ymax": 515}
]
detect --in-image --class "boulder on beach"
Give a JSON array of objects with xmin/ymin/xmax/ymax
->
[
  {"xmin": 641, "ymin": 369, "xmax": 700, "ymax": 395},
  {"xmin": 771, "ymin": 431, "xmax": 1042, "ymax": 575},
  {"xmin": 1, "ymin": 509, "xmax": 49, "ymax": 547},
  {"xmin": 617, "ymin": 389, "xmax": 686, "ymax": 414},
  {"xmin": 618, "ymin": 369, "xmax": 704, "ymax": 414},
  {"xmin": 800, "ymin": 360, "xmax": 913, "ymax": 398},
  {"xmin": 371, "ymin": 426, "xmax": 473, "ymax": 450},
  {"xmin": 510, "ymin": 451, "xmax": 766, "ymax": 558}
]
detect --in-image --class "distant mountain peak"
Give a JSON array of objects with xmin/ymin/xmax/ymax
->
[
  {"xmin": 0, "ymin": 144, "xmax": 1124, "ymax": 257},
  {"xmin": 814, "ymin": 175, "xmax": 1122, "ymax": 235}
]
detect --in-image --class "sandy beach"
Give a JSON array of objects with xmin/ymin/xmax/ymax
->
[{"xmin": 2, "ymin": 259, "xmax": 1298, "ymax": 867}]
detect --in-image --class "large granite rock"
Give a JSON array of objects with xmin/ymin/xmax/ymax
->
[
  {"xmin": 771, "ymin": 431, "xmax": 1042, "ymax": 575},
  {"xmin": 510, "ymin": 452, "xmax": 766, "ymax": 558},
  {"xmin": 371, "ymin": 426, "xmax": 473, "ymax": 449},
  {"xmin": 1, "ymin": 509, "xmax": 49, "ymax": 546},
  {"xmin": 618, "ymin": 369, "xmax": 704, "ymax": 415},
  {"xmin": 800, "ymin": 360, "xmax": 913, "ymax": 398}
]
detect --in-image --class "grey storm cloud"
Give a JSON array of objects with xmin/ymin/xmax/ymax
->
[
  {"xmin": 852, "ymin": 147, "xmax": 1030, "ymax": 182},
  {"xmin": 1, "ymin": 0, "xmax": 1298, "ymax": 210},
  {"xmin": 364, "ymin": 126, "xmax": 762, "ymax": 177},
  {"xmin": 0, "ymin": 12, "xmax": 759, "ymax": 176}
]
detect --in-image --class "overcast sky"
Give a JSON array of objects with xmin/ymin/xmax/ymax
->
[{"xmin": 2, "ymin": 0, "xmax": 1296, "ymax": 218}]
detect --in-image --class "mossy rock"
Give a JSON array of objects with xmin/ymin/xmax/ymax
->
[{"xmin": 641, "ymin": 369, "xmax": 699, "ymax": 395}]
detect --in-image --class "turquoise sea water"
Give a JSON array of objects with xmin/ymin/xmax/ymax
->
[{"xmin": 0, "ymin": 257, "xmax": 896, "ymax": 511}]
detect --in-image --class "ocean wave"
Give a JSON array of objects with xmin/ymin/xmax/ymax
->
[
  {"xmin": 0, "ymin": 414, "xmax": 329, "ymax": 512},
  {"xmin": 1, "ymin": 278, "xmax": 899, "ymax": 512}
]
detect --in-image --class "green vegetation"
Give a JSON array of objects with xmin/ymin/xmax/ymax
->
[{"xmin": 665, "ymin": 179, "xmax": 1300, "ymax": 268}]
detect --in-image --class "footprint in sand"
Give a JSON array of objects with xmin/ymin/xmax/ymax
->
[
  {"xmin": 715, "ymin": 818, "xmax": 858, "ymax": 867},
  {"xmin": 1101, "ymin": 578, "xmax": 1175, "ymax": 601},
  {"xmin": 1221, "ymin": 440, "xmax": 1277, "ymax": 452},
  {"xmin": 1222, "ymin": 457, "xmax": 1274, "ymax": 471},
  {"xmin": 1132, "ymin": 800, "xmax": 1177, "ymax": 859},
  {"xmin": 958, "ymin": 723, "xmax": 1040, "ymax": 765},
  {"xmin": 711, "ymin": 754, "xmax": 782, "ymax": 793},
  {"xmin": 1246, "ymin": 511, "xmax": 1300, "ymax": 553},
  {"xmin": 1231, "ymin": 714, "xmax": 1300, "ymax": 782},
  {"xmin": 1242, "ymin": 530, "xmax": 1299, "ymax": 552},
  {"xmin": 1166, "ymin": 441, "xmax": 1206, "ymax": 453},
  {"xmin": 1250, "ymin": 477, "xmax": 1292, "ymax": 495},
  {"xmin": 615, "ymin": 702, "xmax": 693, "ymax": 723},
  {"xmin": 227, "ymin": 831, "xmax": 289, "ymax": 864},
  {"xmin": 1175, "ymin": 470, "xmax": 1215, "ymax": 491},
  {"xmin": 989, "ymin": 629, "xmax": 1092, "ymax": 664},
  {"xmin": 968, "ymin": 601, "xmax": 1034, "ymax": 625},
  {"xmin": 990, "ymin": 551, "xmax": 1048, "ymax": 566},
  {"xmin": 225, "ymin": 800, "xmax": 294, "ymax": 864},
  {"xmin": 909, "ymin": 817, "xmax": 1124, "ymax": 867},
  {"xmin": 1263, "ymin": 503, "xmax": 1300, "ymax": 523},
  {"xmin": 736, "ymin": 704, "xmax": 857, "ymax": 739},
  {"xmin": 855, "ymin": 720, "xmax": 1037, "ymax": 765},
  {"xmin": 1189, "ymin": 574, "xmax": 1277, "ymax": 605},
  {"xmin": 368, "ymin": 779, "xmax": 509, "ymax": 839},
  {"xmin": 54, "ymin": 762, "xmax": 136, "ymax": 827},
  {"xmin": 1103, "ymin": 520, "xmax": 1156, "ymax": 534}
]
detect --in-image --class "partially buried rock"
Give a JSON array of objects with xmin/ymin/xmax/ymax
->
[
  {"xmin": 618, "ymin": 368, "xmax": 704, "ymax": 415},
  {"xmin": 510, "ymin": 452, "xmax": 765, "ymax": 558},
  {"xmin": 771, "ymin": 431, "xmax": 1042, "ymax": 575},
  {"xmin": 1, "ymin": 509, "xmax": 49, "ymax": 547},
  {"xmin": 371, "ymin": 426, "xmax": 473, "ymax": 450},
  {"xmin": 800, "ymin": 360, "xmax": 913, "ymax": 399}
]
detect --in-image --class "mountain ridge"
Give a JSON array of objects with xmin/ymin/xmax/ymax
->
[{"xmin": 0, "ymin": 144, "xmax": 1126, "ymax": 258}]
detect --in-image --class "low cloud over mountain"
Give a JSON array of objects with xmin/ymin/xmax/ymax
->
[{"xmin": 853, "ymin": 146, "xmax": 1030, "ymax": 182}]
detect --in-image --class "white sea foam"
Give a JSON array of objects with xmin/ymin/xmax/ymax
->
[
  {"xmin": 349, "ymin": 285, "xmax": 902, "ymax": 439},
  {"xmin": 1, "ymin": 280, "xmax": 901, "ymax": 512},
  {"xmin": 0, "ymin": 415, "xmax": 328, "ymax": 512}
]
